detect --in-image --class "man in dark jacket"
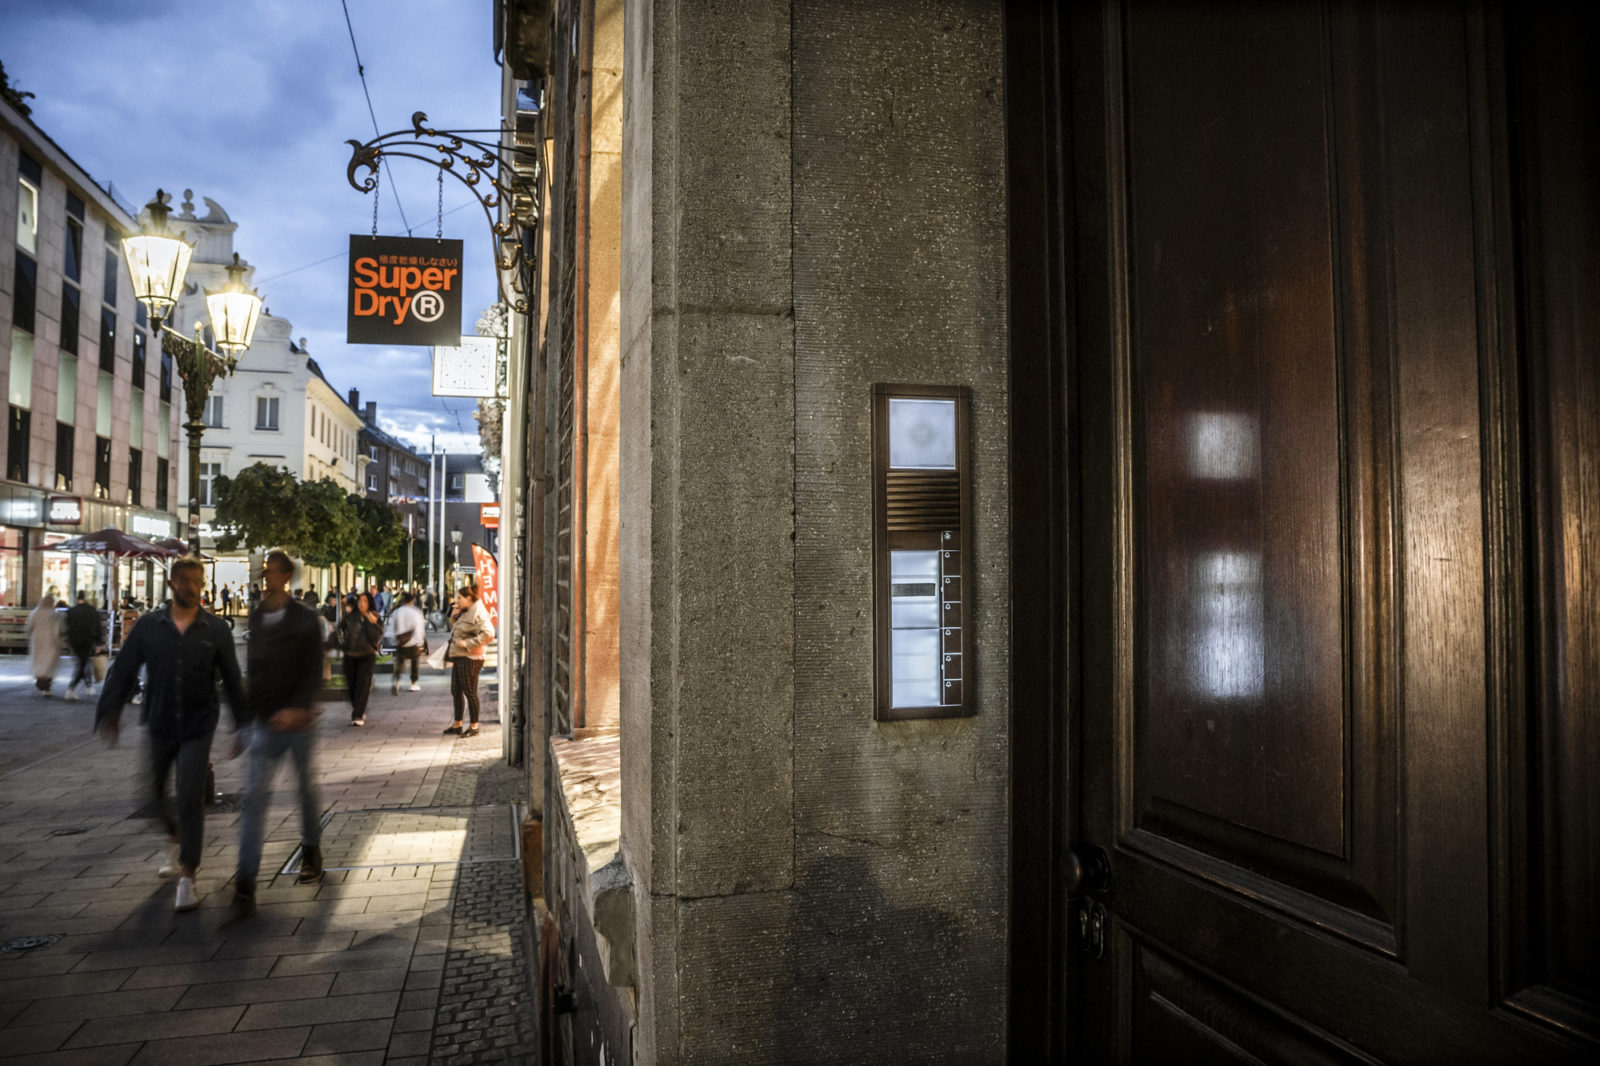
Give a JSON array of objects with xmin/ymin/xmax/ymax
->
[
  {"xmin": 231, "ymin": 550, "xmax": 327, "ymax": 919},
  {"xmin": 64, "ymin": 591, "xmax": 103, "ymax": 702},
  {"xmin": 95, "ymin": 555, "xmax": 245, "ymax": 913}
]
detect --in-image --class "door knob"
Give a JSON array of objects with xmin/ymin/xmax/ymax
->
[{"xmin": 1064, "ymin": 844, "xmax": 1112, "ymax": 896}]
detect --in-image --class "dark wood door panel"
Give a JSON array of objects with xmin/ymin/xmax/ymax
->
[
  {"xmin": 1507, "ymin": 2, "xmax": 1600, "ymax": 1038},
  {"xmin": 1119, "ymin": 0, "xmax": 1394, "ymax": 934},
  {"xmin": 1113, "ymin": 855, "xmax": 1590, "ymax": 1065}
]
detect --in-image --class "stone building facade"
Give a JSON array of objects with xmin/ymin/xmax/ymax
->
[{"xmin": 500, "ymin": 1, "xmax": 1600, "ymax": 1064}]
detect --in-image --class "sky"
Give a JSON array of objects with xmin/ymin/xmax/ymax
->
[{"xmin": 0, "ymin": 0, "xmax": 504, "ymax": 455}]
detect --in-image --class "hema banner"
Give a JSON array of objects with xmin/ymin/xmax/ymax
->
[{"xmin": 347, "ymin": 235, "xmax": 463, "ymax": 345}]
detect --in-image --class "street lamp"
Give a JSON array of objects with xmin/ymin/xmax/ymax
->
[{"xmin": 121, "ymin": 191, "xmax": 263, "ymax": 555}]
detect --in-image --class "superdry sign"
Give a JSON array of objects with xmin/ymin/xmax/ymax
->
[{"xmin": 347, "ymin": 235, "xmax": 464, "ymax": 346}]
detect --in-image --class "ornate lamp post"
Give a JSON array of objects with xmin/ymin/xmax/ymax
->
[
  {"xmin": 450, "ymin": 527, "xmax": 463, "ymax": 591},
  {"xmin": 121, "ymin": 191, "xmax": 263, "ymax": 554}
]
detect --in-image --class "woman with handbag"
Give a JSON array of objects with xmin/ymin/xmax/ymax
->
[
  {"xmin": 443, "ymin": 585, "xmax": 493, "ymax": 737},
  {"xmin": 335, "ymin": 592, "xmax": 383, "ymax": 726}
]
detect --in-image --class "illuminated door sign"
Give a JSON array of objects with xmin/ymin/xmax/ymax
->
[
  {"xmin": 480, "ymin": 503, "xmax": 500, "ymax": 529},
  {"xmin": 131, "ymin": 513, "xmax": 174, "ymax": 539},
  {"xmin": 347, "ymin": 235, "xmax": 464, "ymax": 346},
  {"xmin": 48, "ymin": 496, "xmax": 83, "ymax": 525}
]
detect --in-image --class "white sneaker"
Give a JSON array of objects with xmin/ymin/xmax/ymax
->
[
  {"xmin": 174, "ymin": 876, "xmax": 200, "ymax": 912},
  {"xmin": 409, "ymin": 683, "xmax": 421, "ymax": 692},
  {"xmin": 157, "ymin": 845, "xmax": 181, "ymax": 879},
  {"xmin": 64, "ymin": 686, "xmax": 79, "ymax": 702}
]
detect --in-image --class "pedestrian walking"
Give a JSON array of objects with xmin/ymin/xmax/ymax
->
[
  {"xmin": 335, "ymin": 591, "xmax": 383, "ymax": 726},
  {"xmin": 389, "ymin": 592, "xmax": 427, "ymax": 694},
  {"xmin": 26, "ymin": 591, "xmax": 62, "ymax": 695},
  {"xmin": 231, "ymin": 550, "xmax": 326, "ymax": 920},
  {"xmin": 64, "ymin": 590, "xmax": 103, "ymax": 701},
  {"xmin": 442, "ymin": 585, "xmax": 493, "ymax": 737},
  {"xmin": 219, "ymin": 584, "xmax": 232, "ymax": 616},
  {"xmin": 94, "ymin": 556, "xmax": 245, "ymax": 913}
]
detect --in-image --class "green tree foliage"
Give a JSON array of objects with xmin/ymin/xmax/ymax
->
[
  {"xmin": 212, "ymin": 463, "xmax": 303, "ymax": 551},
  {"xmin": 294, "ymin": 479, "xmax": 361, "ymax": 569},
  {"xmin": 347, "ymin": 494, "xmax": 407, "ymax": 574}
]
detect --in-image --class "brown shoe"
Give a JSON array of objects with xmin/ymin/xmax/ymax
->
[
  {"xmin": 228, "ymin": 885, "xmax": 257, "ymax": 921},
  {"xmin": 297, "ymin": 846, "xmax": 325, "ymax": 885}
]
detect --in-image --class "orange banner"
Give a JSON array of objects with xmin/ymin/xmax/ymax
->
[{"xmin": 471, "ymin": 544, "xmax": 500, "ymax": 636}]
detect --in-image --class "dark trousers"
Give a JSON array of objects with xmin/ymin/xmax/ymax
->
[
  {"xmin": 392, "ymin": 646, "xmax": 421, "ymax": 686},
  {"xmin": 149, "ymin": 732, "xmax": 213, "ymax": 871},
  {"xmin": 68, "ymin": 644, "xmax": 94, "ymax": 689},
  {"xmin": 345, "ymin": 655, "xmax": 376, "ymax": 720},
  {"xmin": 450, "ymin": 657, "xmax": 483, "ymax": 724}
]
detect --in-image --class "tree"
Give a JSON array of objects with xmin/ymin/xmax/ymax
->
[
  {"xmin": 293, "ymin": 479, "xmax": 361, "ymax": 570},
  {"xmin": 213, "ymin": 463, "xmax": 303, "ymax": 551},
  {"xmin": 346, "ymin": 494, "xmax": 407, "ymax": 575}
]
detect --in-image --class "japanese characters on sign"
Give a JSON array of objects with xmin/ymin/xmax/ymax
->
[{"xmin": 347, "ymin": 235, "xmax": 464, "ymax": 345}]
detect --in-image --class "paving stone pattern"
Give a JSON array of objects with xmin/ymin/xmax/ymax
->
[{"xmin": 0, "ymin": 649, "xmax": 536, "ymax": 1064}]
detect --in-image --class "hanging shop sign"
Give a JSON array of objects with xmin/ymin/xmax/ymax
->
[
  {"xmin": 347, "ymin": 235, "xmax": 464, "ymax": 346},
  {"xmin": 471, "ymin": 543, "xmax": 500, "ymax": 635},
  {"xmin": 47, "ymin": 496, "xmax": 83, "ymax": 525},
  {"xmin": 480, "ymin": 502, "xmax": 500, "ymax": 529},
  {"xmin": 130, "ymin": 513, "xmax": 175, "ymax": 540},
  {"xmin": 432, "ymin": 335, "xmax": 499, "ymax": 397}
]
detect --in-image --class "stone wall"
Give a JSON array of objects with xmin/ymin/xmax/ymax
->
[{"xmin": 617, "ymin": 0, "xmax": 1009, "ymax": 1061}]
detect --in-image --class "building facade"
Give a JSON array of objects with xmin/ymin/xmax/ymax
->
[
  {"xmin": 1, "ymin": 98, "xmax": 182, "ymax": 627},
  {"xmin": 353, "ymin": 389, "xmax": 432, "ymax": 588},
  {"xmin": 493, "ymin": 1, "xmax": 1600, "ymax": 1065}
]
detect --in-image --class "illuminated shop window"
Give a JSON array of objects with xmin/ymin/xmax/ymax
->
[{"xmin": 873, "ymin": 384, "xmax": 972, "ymax": 720}]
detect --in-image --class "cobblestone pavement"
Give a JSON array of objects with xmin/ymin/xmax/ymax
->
[{"xmin": 0, "ymin": 649, "xmax": 536, "ymax": 1065}]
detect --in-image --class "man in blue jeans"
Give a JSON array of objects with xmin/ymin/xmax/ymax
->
[
  {"xmin": 230, "ymin": 550, "xmax": 327, "ymax": 920},
  {"xmin": 96, "ymin": 555, "xmax": 245, "ymax": 913}
]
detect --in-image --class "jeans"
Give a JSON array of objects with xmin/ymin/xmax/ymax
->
[
  {"xmin": 345, "ymin": 655, "xmax": 375, "ymax": 720},
  {"xmin": 450, "ymin": 657, "xmax": 483, "ymax": 724},
  {"xmin": 149, "ymin": 731, "xmax": 214, "ymax": 871},
  {"xmin": 392, "ymin": 646, "xmax": 421, "ymax": 686},
  {"xmin": 236, "ymin": 722, "xmax": 322, "ymax": 890},
  {"xmin": 69, "ymin": 645, "xmax": 95, "ymax": 690}
]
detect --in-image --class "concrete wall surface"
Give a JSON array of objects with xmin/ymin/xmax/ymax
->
[{"xmin": 615, "ymin": 0, "xmax": 1009, "ymax": 1062}]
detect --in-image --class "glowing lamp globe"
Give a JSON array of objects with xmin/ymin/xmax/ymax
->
[
  {"xmin": 120, "ymin": 190, "xmax": 194, "ymax": 326},
  {"xmin": 205, "ymin": 254, "xmax": 264, "ymax": 355}
]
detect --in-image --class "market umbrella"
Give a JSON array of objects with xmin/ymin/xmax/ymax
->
[{"xmin": 48, "ymin": 528, "xmax": 177, "ymax": 653}]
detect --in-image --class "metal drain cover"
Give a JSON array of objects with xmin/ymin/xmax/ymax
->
[{"xmin": 1, "ymin": 935, "xmax": 62, "ymax": 953}]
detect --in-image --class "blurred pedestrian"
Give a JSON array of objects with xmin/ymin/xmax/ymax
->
[
  {"xmin": 26, "ymin": 590, "xmax": 62, "ymax": 695},
  {"xmin": 64, "ymin": 591, "xmax": 103, "ymax": 701},
  {"xmin": 95, "ymin": 556, "xmax": 245, "ymax": 913},
  {"xmin": 389, "ymin": 592, "xmax": 426, "ymax": 694},
  {"xmin": 335, "ymin": 591, "xmax": 383, "ymax": 726},
  {"xmin": 442, "ymin": 585, "xmax": 493, "ymax": 737},
  {"xmin": 230, "ymin": 550, "xmax": 326, "ymax": 920},
  {"xmin": 219, "ymin": 584, "xmax": 232, "ymax": 616}
]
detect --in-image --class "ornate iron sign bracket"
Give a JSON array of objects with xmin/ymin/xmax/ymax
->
[{"xmin": 346, "ymin": 112, "xmax": 543, "ymax": 314}]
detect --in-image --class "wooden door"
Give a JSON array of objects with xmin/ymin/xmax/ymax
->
[{"xmin": 1006, "ymin": 2, "xmax": 1600, "ymax": 1062}]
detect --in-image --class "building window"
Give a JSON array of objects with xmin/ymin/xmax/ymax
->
[
  {"xmin": 13, "ymin": 252, "xmax": 37, "ymax": 334},
  {"xmin": 64, "ymin": 209, "xmax": 84, "ymax": 284},
  {"xmin": 7, "ymin": 406, "xmax": 30, "ymax": 482},
  {"xmin": 127, "ymin": 448, "xmax": 142, "ymax": 506},
  {"xmin": 103, "ymin": 246, "xmax": 118, "ymax": 307},
  {"xmin": 16, "ymin": 178, "xmax": 39, "ymax": 255},
  {"xmin": 367, "ymin": 471, "xmax": 379, "ymax": 491},
  {"xmin": 155, "ymin": 457, "xmax": 169, "ymax": 510},
  {"xmin": 99, "ymin": 309, "xmax": 115, "ymax": 372},
  {"xmin": 132, "ymin": 330, "xmax": 146, "ymax": 390},
  {"xmin": 55, "ymin": 422, "xmax": 74, "ymax": 492},
  {"xmin": 56, "ymin": 354, "xmax": 75, "ymax": 424},
  {"xmin": 203, "ymin": 395, "xmax": 224, "ymax": 428},
  {"xmin": 157, "ymin": 402, "xmax": 171, "ymax": 460},
  {"xmin": 96, "ymin": 371, "xmax": 113, "ymax": 437},
  {"xmin": 8, "ymin": 329, "xmax": 32, "ymax": 408},
  {"xmin": 450, "ymin": 474, "xmax": 463, "ymax": 493},
  {"xmin": 198, "ymin": 462, "xmax": 222, "ymax": 506},
  {"xmin": 60, "ymin": 285, "xmax": 80, "ymax": 357},
  {"xmin": 255, "ymin": 396, "xmax": 279, "ymax": 430},
  {"xmin": 159, "ymin": 346, "xmax": 172, "ymax": 402},
  {"xmin": 93, "ymin": 436, "xmax": 111, "ymax": 499}
]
